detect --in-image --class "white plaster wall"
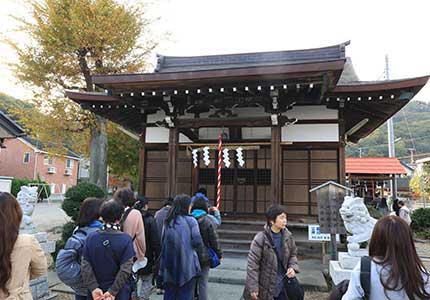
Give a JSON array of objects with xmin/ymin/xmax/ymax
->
[
  {"xmin": 288, "ymin": 106, "xmax": 338, "ymax": 120},
  {"xmin": 145, "ymin": 127, "xmax": 193, "ymax": 143},
  {"xmin": 282, "ymin": 124, "xmax": 339, "ymax": 142},
  {"xmin": 242, "ymin": 127, "xmax": 271, "ymax": 139},
  {"xmin": 198, "ymin": 128, "xmax": 229, "ymax": 140}
]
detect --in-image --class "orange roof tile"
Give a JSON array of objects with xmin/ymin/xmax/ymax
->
[{"xmin": 346, "ymin": 157, "xmax": 407, "ymax": 175}]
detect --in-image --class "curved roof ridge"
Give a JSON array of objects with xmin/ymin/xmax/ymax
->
[{"xmin": 155, "ymin": 41, "xmax": 350, "ymax": 73}]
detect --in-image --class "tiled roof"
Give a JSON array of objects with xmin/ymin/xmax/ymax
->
[
  {"xmin": 0, "ymin": 110, "xmax": 25, "ymax": 139},
  {"xmin": 21, "ymin": 136, "xmax": 81, "ymax": 159},
  {"xmin": 346, "ymin": 157, "xmax": 407, "ymax": 175},
  {"xmin": 155, "ymin": 42, "xmax": 349, "ymax": 73}
]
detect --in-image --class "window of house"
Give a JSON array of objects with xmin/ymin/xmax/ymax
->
[
  {"xmin": 23, "ymin": 152, "xmax": 30, "ymax": 164},
  {"xmin": 44, "ymin": 155, "xmax": 54, "ymax": 165},
  {"xmin": 66, "ymin": 159, "xmax": 74, "ymax": 169}
]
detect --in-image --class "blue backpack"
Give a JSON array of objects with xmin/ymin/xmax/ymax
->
[{"xmin": 55, "ymin": 228, "xmax": 91, "ymax": 295}]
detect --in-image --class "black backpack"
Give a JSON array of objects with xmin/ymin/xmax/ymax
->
[{"xmin": 330, "ymin": 256, "xmax": 371, "ymax": 300}]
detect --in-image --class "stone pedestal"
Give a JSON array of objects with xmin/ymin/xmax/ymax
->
[
  {"xmin": 30, "ymin": 232, "xmax": 57, "ymax": 300},
  {"xmin": 329, "ymin": 250, "xmax": 368, "ymax": 285}
]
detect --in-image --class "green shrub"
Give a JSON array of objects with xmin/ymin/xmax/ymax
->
[
  {"xmin": 61, "ymin": 221, "xmax": 77, "ymax": 241},
  {"xmin": 411, "ymin": 208, "xmax": 430, "ymax": 231},
  {"xmin": 11, "ymin": 177, "xmax": 51, "ymax": 200},
  {"xmin": 61, "ymin": 182, "xmax": 105, "ymax": 221},
  {"xmin": 51, "ymin": 221, "xmax": 76, "ymax": 263},
  {"xmin": 415, "ymin": 230, "xmax": 430, "ymax": 240},
  {"xmin": 52, "ymin": 182, "xmax": 105, "ymax": 262},
  {"xmin": 366, "ymin": 205, "xmax": 383, "ymax": 219},
  {"xmin": 11, "ymin": 178, "xmax": 30, "ymax": 196}
]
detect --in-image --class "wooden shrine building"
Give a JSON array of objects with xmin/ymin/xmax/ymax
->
[
  {"xmin": 346, "ymin": 157, "xmax": 407, "ymax": 202},
  {"xmin": 67, "ymin": 42, "xmax": 429, "ymax": 221}
]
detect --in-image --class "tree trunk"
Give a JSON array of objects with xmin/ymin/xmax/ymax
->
[
  {"xmin": 89, "ymin": 115, "xmax": 108, "ymax": 190},
  {"xmin": 79, "ymin": 52, "xmax": 108, "ymax": 191}
]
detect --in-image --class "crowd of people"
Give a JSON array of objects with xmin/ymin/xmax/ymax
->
[{"xmin": 0, "ymin": 189, "xmax": 429, "ymax": 300}]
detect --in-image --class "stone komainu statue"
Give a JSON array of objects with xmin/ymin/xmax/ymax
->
[
  {"xmin": 339, "ymin": 196, "xmax": 377, "ymax": 256},
  {"xmin": 17, "ymin": 186, "xmax": 38, "ymax": 233}
]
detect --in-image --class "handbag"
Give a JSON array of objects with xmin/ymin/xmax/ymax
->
[
  {"xmin": 284, "ymin": 277, "xmax": 304, "ymax": 300},
  {"xmin": 207, "ymin": 247, "xmax": 220, "ymax": 269},
  {"xmin": 264, "ymin": 231, "xmax": 304, "ymax": 300}
]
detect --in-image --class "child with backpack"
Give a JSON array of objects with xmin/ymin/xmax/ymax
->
[
  {"xmin": 56, "ymin": 197, "xmax": 104, "ymax": 300},
  {"xmin": 82, "ymin": 199, "xmax": 135, "ymax": 300}
]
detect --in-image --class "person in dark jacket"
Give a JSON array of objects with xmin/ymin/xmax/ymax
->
[
  {"xmin": 191, "ymin": 188, "xmax": 221, "ymax": 227},
  {"xmin": 57, "ymin": 197, "xmax": 104, "ymax": 300},
  {"xmin": 134, "ymin": 196, "xmax": 162, "ymax": 300},
  {"xmin": 191, "ymin": 197, "xmax": 222, "ymax": 300},
  {"xmin": 243, "ymin": 205, "xmax": 300, "ymax": 300},
  {"xmin": 82, "ymin": 200, "xmax": 135, "ymax": 300},
  {"xmin": 159, "ymin": 194, "xmax": 203, "ymax": 300},
  {"xmin": 154, "ymin": 197, "xmax": 173, "ymax": 295},
  {"xmin": 155, "ymin": 197, "xmax": 174, "ymax": 239},
  {"xmin": 392, "ymin": 198, "xmax": 400, "ymax": 216}
]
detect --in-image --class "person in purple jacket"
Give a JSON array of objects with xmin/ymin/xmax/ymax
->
[{"xmin": 82, "ymin": 200, "xmax": 135, "ymax": 300}]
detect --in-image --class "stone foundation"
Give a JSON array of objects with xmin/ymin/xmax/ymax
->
[{"xmin": 30, "ymin": 232, "xmax": 57, "ymax": 300}]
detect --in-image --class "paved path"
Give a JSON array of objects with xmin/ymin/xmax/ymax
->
[{"xmin": 33, "ymin": 201, "xmax": 70, "ymax": 232}]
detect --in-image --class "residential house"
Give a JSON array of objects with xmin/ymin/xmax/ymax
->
[
  {"xmin": 0, "ymin": 110, "xmax": 26, "ymax": 192},
  {"xmin": 0, "ymin": 137, "xmax": 80, "ymax": 195}
]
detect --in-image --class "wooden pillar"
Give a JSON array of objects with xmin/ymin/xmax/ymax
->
[
  {"xmin": 138, "ymin": 127, "xmax": 146, "ymax": 195},
  {"xmin": 271, "ymin": 126, "xmax": 282, "ymax": 205},
  {"xmin": 167, "ymin": 127, "xmax": 179, "ymax": 197},
  {"xmin": 191, "ymin": 152, "xmax": 199, "ymax": 195},
  {"xmin": 338, "ymin": 101, "xmax": 346, "ymax": 185}
]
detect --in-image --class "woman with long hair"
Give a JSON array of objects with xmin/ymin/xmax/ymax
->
[
  {"xmin": 0, "ymin": 192, "xmax": 47, "ymax": 300},
  {"xmin": 342, "ymin": 215, "xmax": 430, "ymax": 300},
  {"xmin": 113, "ymin": 188, "xmax": 146, "ymax": 262},
  {"xmin": 159, "ymin": 194, "xmax": 204, "ymax": 300}
]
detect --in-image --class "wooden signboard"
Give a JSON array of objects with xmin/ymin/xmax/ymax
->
[{"xmin": 310, "ymin": 181, "xmax": 352, "ymax": 260}]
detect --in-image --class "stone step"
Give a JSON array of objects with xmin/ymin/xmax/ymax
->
[
  {"xmin": 219, "ymin": 220, "xmax": 310, "ymax": 232},
  {"xmin": 43, "ymin": 294, "xmax": 58, "ymax": 300},
  {"xmin": 47, "ymin": 256, "xmax": 328, "ymax": 293},
  {"xmin": 210, "ymin": 258, "xmax": 328, "ymax": 291}
]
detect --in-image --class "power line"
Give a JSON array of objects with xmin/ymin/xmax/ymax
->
[
  {"xmin": 401, "ymin": 109, "xmax": 417, "ymax": 151},
  {"xmin": 348, "ymin": 134, "xmax": 430, "ymax": 152}
]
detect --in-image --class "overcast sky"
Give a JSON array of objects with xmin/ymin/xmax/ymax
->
[{"xmin": 1, "ymin": 0, "xmax": 429, "ymax": 101}]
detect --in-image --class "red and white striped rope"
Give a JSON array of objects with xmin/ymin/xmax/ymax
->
[{"xmin": 216, "ymin": 134, "xmax": 222, "ymax": 209}]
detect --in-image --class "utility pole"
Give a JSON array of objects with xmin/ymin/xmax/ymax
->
[
  {"xmin": 407, "ymin": 148, "xmax": 415, "ymax": 163},
  {"xmin": 385, "ymin": 55, "xmax": 398, "ymax": 202}
]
